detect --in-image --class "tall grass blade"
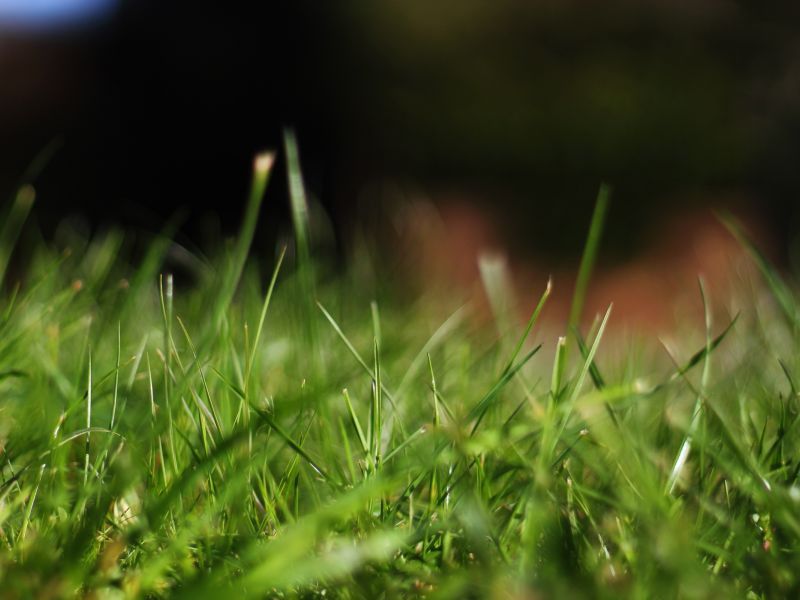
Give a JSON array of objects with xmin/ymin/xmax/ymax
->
[
  {"xmin": 667, "ymin": 279, "xmax": 712, "ymax": 495},
  {"xmin": 318, "ymin": 301, "xmax": 407, "ymax": 438},
  {"xmin": 718, "ymin": 210, "xmax": 798, "ymax": 328},
  {"xmin": 397, "ymin": 304, "xmax": 466, "ymax": 397},
  {"xmin": 84, "ymin": 347, "xmax": 92, "ymax": 487},
  {"xmin": 568, "ymin": 184, "xmax": 611, "ymax": 335},
  {"xmin": 0, "ymin": 185, "xmax": 35, "ymax": 289},
  {"xmin": 343, "ymin": 389, "xmax": 370, "ymax": 457},
  {"xmin": 246, "ymin": 246, "xmax": 286, "ymax": 390},
  {"xmin": 502, "ymin": 279, "xmax": 551, "ymax": 378},
  {"xmin": 213, "ymin": 152, "xmax": 275, "ymax": 332},
  {"xmin": 177, "ymin": 317, "xmax": 225, "ymax": 436},
  {"xmin": 249, "ymin": 401, "xmax": 337, "ymax": 488},
  {"xmin": 284, "ymin": 130, "xmax": 310, "ymax": 266},
  {"xmin": 468, "ymin": 344, "xmax": 542, "ymax": 433}
]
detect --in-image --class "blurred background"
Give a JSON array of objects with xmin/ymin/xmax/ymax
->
[{"xmin": 2, "ymin": 0, "xmax": 800, "ymax": 266}]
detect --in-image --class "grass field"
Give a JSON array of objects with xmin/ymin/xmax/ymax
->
[{"xmin": 0, "ymin": 140, "xmax": 798, "ymax": 599}]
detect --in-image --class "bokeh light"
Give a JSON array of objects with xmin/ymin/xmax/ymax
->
[{"xmin": 0, "ymin": 0, "xmax": 118, "ymax": 31}]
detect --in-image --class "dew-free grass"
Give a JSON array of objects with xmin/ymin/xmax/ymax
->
[{"xmin": 0, "ymin": 135, "xmax": 798, "ymax": 599}]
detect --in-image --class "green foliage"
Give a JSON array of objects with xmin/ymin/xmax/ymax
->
[{"xmin": 0, "ymin": 158, "xmax": 799, "ymax": 600}]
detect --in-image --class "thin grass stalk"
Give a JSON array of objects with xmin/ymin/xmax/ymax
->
[
  {"xmin": 667, "ymin": 279, "xmax": 712, "ymax": 495},
  {"xmin": 84, "ymin": 347, "xmax": 91, "ymax": 487},
  {"xmin": 160, "ymin": 276, "xmax": 179, "ymax": 475},
  {"xmin": 318, "ymin": 301, "xmax": 407, "ymax": 439},
  {"xmin": 102, "ymin": 323, "xmax": 121, "ymax": 473},
  {"xmin": 0, "ymin": 185, "xmax": 35, "ymax": 289},
  {"xmin": 567, "ymin": 184, "xmax": 610, "ymax": 338}
]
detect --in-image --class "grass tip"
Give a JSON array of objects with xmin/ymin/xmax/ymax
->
[
  {"xmin": 254, "ymin": 151, "xmax": 276, "ymax": 174},
  {"xmin": 16, "ymin": 184, "xmax": 35, "ymax": 205}
]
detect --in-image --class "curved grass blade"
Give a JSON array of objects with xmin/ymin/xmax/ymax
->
[
  {"xmin": 574, "ymin": 325, "xmax": 606, "ymax": 390},
  {"xmin": 343, "ymin": 389, "xmax": 369, "ymax": 456},
  {"xmin": 249, "ymin": 400, "xmax": 338, "ymax": 489},
  {"xmin": 212, "ymin": 152, "xmax": 275, "ymax": 332},
  {"xmin": 64, "ymin": 356, "xmax": 136, "ymax": 419},
  {"xmin": 667, "ymin": 279, "xmax": 712, "ymax": 495},
  {"xmin": 0, "ymin": 185, "xmax": 35, "ymax": 289},
  {"xmin": 660, "ymin": 313, "xmax": 739, "ymax": 387},
  {"xmin": 382, "ymin": 426, "xmax": 428, "ymax": 464},
  {"xmin": 501, "ymin": 279, "xmax": 551, "ymax": 379},
  {"xmin": 718, "ymin": 210, "xmax": 798, "ymax": 329},
  {"xmin": 468, "ymin": 344, "xmax": 543, "ymax": 435},
  {"xmin": 397, "ymin": 304, "xmax": 466, "ymax": 397},
  {"xmin": 568, "ymin": 184, "xmax": 610, "ymax": 335},
  {"xmin": 177, "ymin": 317, "xmax": 225, "ymax": 436},
  {"xmin": 318, "ymin": 301, "xmax": 407, "ymax": 439},
  {"xmin": 246, "ymin": 245, "xmax": 286, "ymax": 390}
]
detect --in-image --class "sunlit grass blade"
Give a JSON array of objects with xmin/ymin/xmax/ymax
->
[
  {"xmin": 212, "ymin": 152, "xmax": 275, "ymax": 332},
  {"xmin": 467, "ymin": 344, "xmax": 542, "ymax": 434},
  {"xmin": 246, "ymin": 245, "xmax": 286, "ymax": 390},
  {"xmin": 159, "ymin": 276, "xmax": 179, "ymax": 474},
  {"xmin": 63, "ymin": 356, "xmax": 136, "ymax": 419},
  {"xmin": 382, "ymin": 426, "xmax": 428, "ymax": 463},
  {"xmin": 103, "ymin": 322, "xmax": 122, "ymax": 472},
  {"xmin": 545, "ymin": 304, "xmax": 611, "ymax": 464},
  {"xmin": 249, "ymin": 401, "xmax": 338, "ymax": 488},
  {"xmin": 16, "ymin": 469, "xmax": 40, "ymax": 544},
  {"xmin": 574, "ymin": 325, "xmax": 606, "ymax": 390},
  {"xmin": 84, "ymin": 347, "xmax": 92, "ymax": 487},
  {"xmin": 318, "ymin": 301, "xmax": 407, "ymax": 438},
  {"xmin": 550, "ymin": 336, "xmax": 567, "ymax": 404},
  {"xmin": 568, "ymin": 184, "xmax": 611, "ymax": 335},
  {"xmin": 661, "ymin": 313, "xmax": 739, "ymax": 386},
  {"xmin": 501, "ymin": 279, "xmax": 550, "ymax": 378},
  {"xmin": 667, "ymin": 279, "xmax": 712, "ymax": 495},
  {"xmin": 177, "ymin": 317, "xmax": 225, "ymax": 437},
  {"xmin": 371, "ymin": 300, "xmax": 381, "ymax": 350},
  {"xmin": 343, "ymin": 389, "xmax": 369, "ymax": 456}
]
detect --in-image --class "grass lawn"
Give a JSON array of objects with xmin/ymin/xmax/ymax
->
[{"xmin": 0, "ymin": 138, "xmax": 797, "ymax": 599}]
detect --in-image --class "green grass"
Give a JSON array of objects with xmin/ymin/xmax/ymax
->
[{"xmin": 0, "ymin": 144, "xmax": 798, "ymax": 599}]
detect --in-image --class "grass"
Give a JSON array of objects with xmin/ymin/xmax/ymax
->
[{"xmin": 0, "ymin": 139, "xmax": 799, "ymax": 599}]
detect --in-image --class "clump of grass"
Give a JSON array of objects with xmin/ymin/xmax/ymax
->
[{"xmin": 0, "ymin": 136, "xmax": 798, "ymax": 600}]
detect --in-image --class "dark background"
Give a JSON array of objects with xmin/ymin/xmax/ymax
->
[{"xmin": 2, "ymin": 0, "xmax": 800, "ymax": 262}]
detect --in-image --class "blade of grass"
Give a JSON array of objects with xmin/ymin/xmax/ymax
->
[
  {"xmin": 103, "ymin": 323, "xmax": 122, "ymax": 472},
  {"xmin": 667, "ymin": 279, "xmax": 712, "ymax": 495},
  {"xmin": 382, "ymin": 426, "xmax": 428, "ymax": 464},
  {"xmin": 397, "ymin": 304, "xmax": 467, "ymax": 397},
  {"xmin": 574, "ymin": 326, "xmax": 606, "ymax": 390},
  {"xmin": 246, "ymin": 245, "xmax": 286, "ymax": 390},
  {"xmin": 318, "ymin": 301, "xmax": 407, "ymax": 439},
  {"xmin": 249, "ymin": 401, "xmax": 338, "ymax": 489},
  {"xmin": 160, "ymin": 276, "xmax": 179, "ymax": 474},
  {"xmin": 212, "ymin": 152, "xmax": 275, "ymax": 332},
  {"xmin": 568, "ymin": 184, "xmax": 611, "ymax": 336},
  {"xmin": 84, "ymin": 347, "xmax": 92, "ymax": 487},
  {"xmin": 0, "ymin": 185, "xmax": 35, "ymax": 289},
  {"xmin": 547, "ymin": 305, "xmax": 612, "ymax": 463},
  {"xmin": 501, "ymin": 279, "xmax": 551, "ymax": 379},
  {"xmin": 177, "ymin": 317, "xmax": 225, "ymax": 437},
  {"xmin": 371, "ymin": 301, "xmax": 381, "ymax": 351},
  {"xmin": 343, "ymin": 389, "xmax": 370, "ymax": 457},
  {"xmin": 718, "ymin": 210, "xmax": 798, "ymax": 329},
  {"xmin": 468, "ymin": 344, "xmax": 543, "ymax": 434}
]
